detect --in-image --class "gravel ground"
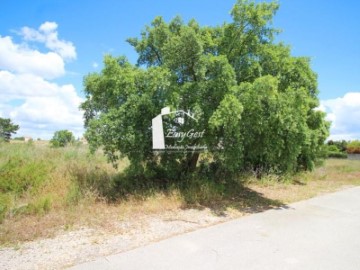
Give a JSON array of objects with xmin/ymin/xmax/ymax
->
[{"xmin": 0, "ymin": 208, "xmax": 242, "ymax": 270}]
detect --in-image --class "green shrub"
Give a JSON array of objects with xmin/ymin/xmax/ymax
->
[
  {"xmin": 27, "ymin": 195, "xmax": 53, "ymax": 215},
  {"xmin": 328, "ymin": 151, "xmax": 348, "ymax": 159},
  {"xmin": 0, "ymin": 156, "xmax": 49, "ymax": 194},
  {"xmin": 327, "ymin": 145, "xmax": 340, "ymax": 152},
  {"xmin": 0, "ymin": 193, "xmax": 13, "ymax": 223},
  {"xmin": 66, "ymin": 182, "xmax": 82, "ymax": 205},
  {"xmin": 11, "ymin": 196, "xmax": 53, "ymax": 216}
]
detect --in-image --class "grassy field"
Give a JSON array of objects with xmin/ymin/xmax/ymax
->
[{"xmin": 1, "ymin": 141, "xmax": 360, "ymax": 245}]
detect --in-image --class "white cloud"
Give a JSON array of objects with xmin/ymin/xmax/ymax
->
[
  {"xmin": 20, "ymin": 21, "xmax": 76, "ymax": 61},
  {"xmin": 0, "ymin": 70, "xmax": 83, "ymax": 131},
  {"xmin": 0, "ymin": 71, "xmax": 58, "ymax": 100},
  {"xmin": 92, "ymin": 62, "xmax": 98, "ymax": 68},
  {"xmin": 0, "ymin": 36, "xmax": 65, "ymax": 79},
  {"xmin": 9, "ymin": 84, "xmax": 83, "ymax": 132},
  {"xmin": 0, "ymin": 22, "xmax": 84, "ymax": 139},
  {"xmin": 321, "ymin": 92, "xmax": 360, "ymax": 140},
  {"xmin": 39, "ymin": 21, "xmax": 58, "ymax": 33}
]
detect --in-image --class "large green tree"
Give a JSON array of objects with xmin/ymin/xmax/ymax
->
[
  {"xmin": 0, "ymin": 118, "xmax": 19, "ymax": 142},
  {"xmin": 81, "ymin": 0, "xmax": 329, "ymax": 180}
]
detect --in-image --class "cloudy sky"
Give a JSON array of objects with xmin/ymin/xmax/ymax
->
[{"xmin": 0, "ymin": 0, "xmax": 359, "ymax": 140}]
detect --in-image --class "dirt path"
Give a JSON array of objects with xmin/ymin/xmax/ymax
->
[{"xmin": 0, "ymin": 208, "xmax": 243, "ymax": 270}]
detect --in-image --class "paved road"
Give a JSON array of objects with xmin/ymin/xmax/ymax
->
[{"xmin": 69, "ymin": 187, "xmax": 360, "ymax": 270}]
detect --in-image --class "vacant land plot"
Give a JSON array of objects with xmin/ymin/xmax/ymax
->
[{"xmin": 0, "ymin": 142, "xmax": 359, "ymax": 269}]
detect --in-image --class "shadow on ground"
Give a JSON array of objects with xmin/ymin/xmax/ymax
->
[
  {"xmin": 80, "ymin": 171, "xmax": 290, "ymax": 218},
  {"xmin": 181, "ymin": 184, "xmax": 288, "ymax": 217}
]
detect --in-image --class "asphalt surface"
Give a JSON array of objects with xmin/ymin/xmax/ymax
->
[{"xmin": 68, "ymin": 186, "xmax": 360, "ymax": 270}]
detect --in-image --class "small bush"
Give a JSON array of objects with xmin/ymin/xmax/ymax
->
[
  {"xmin": 11, "ymin": 196, "xmax": 53, "ymax": 216},
  {"xmin": 328, "ymin": 151, "xmax": 348, "ymax": 159},
  {"xmin": 66, "ymin": 182, "xmax": 82, "ymax": 205},
  {"xmin": 0, "ymin": 156, "xmax": 49, "ymax": 194},
  {"xmin": 327, "ymin": 145, "xmax": 339, "ymax": 152},
  {"xmin": 28, "ymin": 195, "xmax": 53, "ymax": 215}
]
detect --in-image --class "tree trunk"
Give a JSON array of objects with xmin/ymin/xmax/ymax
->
[{"xmin": 186, "ymin": 152, "xmax": 200, "ymax": 173}]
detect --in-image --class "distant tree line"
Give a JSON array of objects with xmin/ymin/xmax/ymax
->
[
  {"xmin": 326, "ymin": 140, "xmax": 360, "ymax": 158},
  {"xmin": 0, "ymin": 117, "xmax": 77, "ymax": 148}
]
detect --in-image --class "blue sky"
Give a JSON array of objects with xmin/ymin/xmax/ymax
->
[{"xmin": 0, "ymin": 0, "xmax": 359, "ymax": 140}]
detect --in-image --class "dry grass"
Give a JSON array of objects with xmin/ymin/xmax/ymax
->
[
  {"xmin": 0, "ymin": 192, "xmax": 184, "ymax": 244},
  {"xmin": 248, "ymin": 159, "xmax": 360, "ymax": 203},
  {"xmin": 1, "ymin": 141, "xmax": 360, "ymax": 247}
]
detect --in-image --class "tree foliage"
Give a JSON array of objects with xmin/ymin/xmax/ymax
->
[
  {"xmin": 81, "ymin": 0, "xmax": 329, "ymax": 180},
  {"xmin": 50, "ymin": 130, "xmax": 75, "ymax": 148},
  {"xmin": 0, "ymin": 118, "xmax": 19, "ymax": 142}
]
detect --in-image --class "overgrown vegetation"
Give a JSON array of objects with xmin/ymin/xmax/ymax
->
[
  {"xmin": 1, "ymin": 142, "xmax": 360, "ymax": 245},
  {"xmin": 0, "ymin": 142, "xmax": 118, "ymax": 224}
]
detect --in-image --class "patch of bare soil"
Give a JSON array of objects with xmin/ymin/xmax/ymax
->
[{"xmin": 0, "ymin": 208, "xmax": 243, "ymax": 270}]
